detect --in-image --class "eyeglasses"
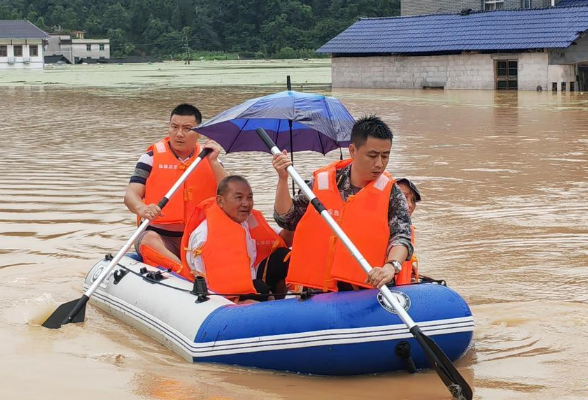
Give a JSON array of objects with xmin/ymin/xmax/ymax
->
[{"xmin": 169, "ymin": 123, "xmax": 197, "ymax": 133}]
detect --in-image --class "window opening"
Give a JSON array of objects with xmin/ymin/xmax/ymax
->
[{"xmin": 495, "ymin": 60, "xmax": 518, "ymax": 90}]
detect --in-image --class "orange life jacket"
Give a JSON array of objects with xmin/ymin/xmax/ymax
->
[
  {"xmin": 181, "ymin": 198, "xmax": 287, "ymax": 294},
  {"xmin": 143, "ymin": 138, "xmax": 217, "ymax": 226},
  {"xmin": 139, "ymin": 243, "xmax": 194, "ymax": 281},
  {"xmin": 286, "ymin": 159, "xmax": 396, "ymax": 291}
]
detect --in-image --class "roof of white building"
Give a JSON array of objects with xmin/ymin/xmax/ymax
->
[{"xmin": 0, "ymin": 20, "xmax": 50, "ymax": 39}]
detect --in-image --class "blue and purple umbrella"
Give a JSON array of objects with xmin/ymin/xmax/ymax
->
[{"xmin": 196, "ymin": 90, "xmax": 355, "ymax": 156}]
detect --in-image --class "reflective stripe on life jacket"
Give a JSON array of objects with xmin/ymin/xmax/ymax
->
[
  {"xmin": 143, "ymin": 138, "xmax": 217, "ymax": 226},
  {"xmin": 286, "ymin": 159, "xmax": 394, "ymax": 291},
  {"xmin": 180, "ymin": 198, "xmax": 287, "ymax": 293}
]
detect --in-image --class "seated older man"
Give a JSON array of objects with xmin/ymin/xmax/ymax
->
[{"xmin": 181, "ymin": 175, "xmax": 293, "ymax": 301}]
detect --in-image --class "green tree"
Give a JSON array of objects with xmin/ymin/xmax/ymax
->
[
  {"xmin": 0, "ymin": 0, "xmax": 401, "ymax": 57},
  {"xmin": 104, "ymin": 3, "xmax": 130, "ymax": 31},
  {"xmin": 108, "ymin": 28, "xmax": 134, "ymax": 57}
]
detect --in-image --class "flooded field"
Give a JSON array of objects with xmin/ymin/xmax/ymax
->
[
  {"xmin": 0, "ymin": 59, "xmax": 331, "ymax": 88},
  {"xmin": 0, "ymin": 60, "xmax": 587, "ymax": 400}
]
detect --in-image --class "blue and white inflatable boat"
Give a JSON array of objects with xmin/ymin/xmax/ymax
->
[{"xmin": 85, "ymin": 254, "xmax": 474, "ymax": 375}]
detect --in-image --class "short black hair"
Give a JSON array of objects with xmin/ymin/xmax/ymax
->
[
  {"xmin": 351, "ymin": 115, "xmax": 393, "ymax": 148},
  {"xmin": 170, "ymin": 103, "xmax": 202, "ymax": 124},
  {"xmin": 217, "ymin": 175, "xmax": 251, "ymax": 196}
]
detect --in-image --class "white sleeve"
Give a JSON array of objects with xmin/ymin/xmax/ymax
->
[
  {"xmin": 138, "ymin": 152, "xmax": 154, "ymax": 167},
  {"xmin": 186, "ymin": 220, "xmax": 208, "ymax": 276}
]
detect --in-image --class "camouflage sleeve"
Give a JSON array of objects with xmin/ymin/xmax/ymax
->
[
  {"xmin": 387, "ymin": 183, "xmax": 414, "ymax": 261},
  {"xmin": 273, "ymin": 177, "xmax": 313, "ymax": 231}
]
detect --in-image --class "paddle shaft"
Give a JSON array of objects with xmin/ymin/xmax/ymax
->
[
  {"xmin": 288, "ymin": 119, "xmax": 295, "ymax": 196},
  {"xmin": 62, "ymin": 148, "xmax": 212, "ymax": 324}
]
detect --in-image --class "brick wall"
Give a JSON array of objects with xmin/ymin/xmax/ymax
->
[{"xmin": 331, "ymin": 52, "xmax": 559, "ymax": 90}]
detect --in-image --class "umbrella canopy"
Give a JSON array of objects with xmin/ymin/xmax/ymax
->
[{"xmin": 196, "ymin": 90, "xmax": 355, "ymax": 155}]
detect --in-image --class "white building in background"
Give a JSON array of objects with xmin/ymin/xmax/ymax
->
[
  {"xmin": 45, "ymin": 34, "xmax": 110, "ymax": 63},
  {"xmin": 0, "ymin": 20, "xmax": 49, "ymax": 69},
  {"xmin": 71, "ymin": 38, "xmax": 110, "ymax": 61}
]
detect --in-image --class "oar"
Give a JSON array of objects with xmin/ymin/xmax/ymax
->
[
  {"xmin": 42, "ymin": 148, "xmax": 212, "ymax": 329},
  {"xmin": 255, "ymin": 127, "xmax": 473, "ymax": 400}
]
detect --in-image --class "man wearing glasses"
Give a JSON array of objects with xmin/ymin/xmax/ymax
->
[{"xmin": 124, "ymin": 103, "xmax": 227, "ymax": 279}]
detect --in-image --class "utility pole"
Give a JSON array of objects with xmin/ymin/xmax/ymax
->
[{"xmin": 183, "ymin": 29, "xmax": 190, "ymax": 65}]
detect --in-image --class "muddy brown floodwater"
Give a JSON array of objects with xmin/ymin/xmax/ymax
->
[{"xmin": 1, "ymin": 62, "xmax": 587, "ymax": 400}]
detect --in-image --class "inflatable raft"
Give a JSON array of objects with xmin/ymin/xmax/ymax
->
[{"xmin": 85, "ymin": 254, "xmax": 474, "ymax": 376}]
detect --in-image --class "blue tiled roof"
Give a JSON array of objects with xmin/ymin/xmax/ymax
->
[
  {"xmin": 318, "ymin": 7, "xmax": 588, "ymax": 54},
  {"xmin": 0, "ymin": 20, "xmax": 49, "ymax": 39},
  {"xmin": 557, "ymin": 0, "xmax": 588, "ymax": 6}
]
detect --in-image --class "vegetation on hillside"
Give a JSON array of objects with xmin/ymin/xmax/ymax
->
[{"xmin": 0, "ymin": 0, "xmax": 399, "ymax": 58}]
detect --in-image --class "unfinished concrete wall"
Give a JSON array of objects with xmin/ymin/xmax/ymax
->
[
  {"xmin": 331, "ymin": 52, "xmax": 553, "ymax": 90},
  {"xmin": 401, "ymin": 0, "xmax": 480, "ymax": 16},
  {"xmin": 401, "ymin": 0, "xmax": 557, "ymax": 16},
  {"xmin": 559, "ymin": 34, "xmax": 588, "ymax": 64},
  {"xmin": 547, "ymin": 34, "xmax": 588, "ymax": 90}
]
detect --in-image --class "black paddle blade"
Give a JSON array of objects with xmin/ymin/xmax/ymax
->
[
  {"xmin": 42, "ymin": 297, "xmax": 87, "ymax": 329},
  {"xmin": 411, "ymin": 326, "xmax": 473, "ymax": 400}
]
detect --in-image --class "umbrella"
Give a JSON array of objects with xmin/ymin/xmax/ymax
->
[{"xmin": 196, "ymin": 90, "xmax": 355, "ymax": 194}]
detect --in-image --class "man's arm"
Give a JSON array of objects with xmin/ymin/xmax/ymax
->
[
  {"xmin": 124, "ymin": 182, "xmax": 162, "ymax": 221},
  {"xmin": 279, "ymin": 229, "xmax": 294, "ymax": 247},
  {"xmin": 209, "ymin": 159, "xmax": 228, "ymax": 183},
  {"xmin": 385, "ymin": 246, "xmax": 409, "ymax": 268},
  {"xmin": 365, "ymin": 183, "xmax": 413, "ymax": 288},
  {"xmin": 124, "ymin": 182, "xmax": 146, "ymax": 214},
  {"xmin": 271, "ymin": 149, "xmax": 311, "ymax": 231},
  {"xmin": 202, "ymin": 139, "xmax": 228, "ymax": 183},
  {"xmin": 385, "ymin": 184, "xmax": 414, "ymax": 260},
  {"xmin": 273, "ymin": 150, "xmax": 294, "ymax": 215},
  {"xmin": 186, "ymin": 220, "xmax": 208, "ymax": 273},
  {"xmin": 125, "ymin": 152, "xmax": 162, "ymax": 221}
]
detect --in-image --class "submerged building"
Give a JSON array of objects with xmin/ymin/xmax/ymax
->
[
  {"xmin": 0, "ymin": 20, "xmax": 49, "ymax": 69},
  {"xmin": 318, "ymin": 5, "xmax": 588, "ymax": 91},
  {"xmin": 45, "ymin": 31, "xmax": 110, "ymax": 64}
]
